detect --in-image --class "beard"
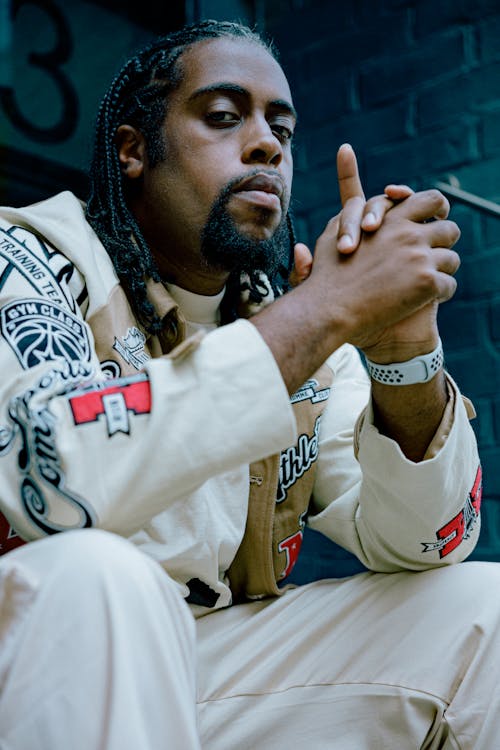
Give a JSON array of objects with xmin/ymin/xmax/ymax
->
[{"xmin": 199, "ymin": 177, "xmax": 291, "ymax": 280}]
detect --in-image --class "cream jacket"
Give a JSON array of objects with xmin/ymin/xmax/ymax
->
[{"xmin": 0, "ymin": 192, "xmax": 482, "ymax": 613}]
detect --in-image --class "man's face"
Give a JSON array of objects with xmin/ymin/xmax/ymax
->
[{"xmin": 133, "ymin": 36, "xmax": 296, "ymax": 292}]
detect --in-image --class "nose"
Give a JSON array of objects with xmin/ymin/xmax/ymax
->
[{"xmin": 241, "ymin": 117, "xmax": 283, "ymax": 167}]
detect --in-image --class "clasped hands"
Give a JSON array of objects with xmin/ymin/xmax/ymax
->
[{"xmin": 290, "ymin": 144, "xmax": 461, "ymax": 365}]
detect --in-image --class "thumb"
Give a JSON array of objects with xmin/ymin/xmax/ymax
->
[{"xmin": 289, "ymin": 242, "xmax": 313, "ymax": 286}]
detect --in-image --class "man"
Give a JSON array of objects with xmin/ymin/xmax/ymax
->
[{"xmin": 0, "ymin": 19, "xmax": 496, "ymax": 750}]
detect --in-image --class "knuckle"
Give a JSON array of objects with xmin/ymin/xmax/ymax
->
[
  {"xmin": 426, "ymin": 188, "xmax": 443, "ymax": 203},
  {"xmin": 407, "ymin": 243, "xmax": 433, "ymax": 270},
  {"xmin": 406, "ymin": 226, "xmax": 425, "ymax": 245},
  {"xmin": 417, "ymin": 268, "xmax": 438, "ymax": 292},
  {"xmin": 366, "ymin": 194, "xmax": 390, "ymax": 210},
  {"xmin": 450, "ymin": 248, "xmax": 461, "ymax": 271},
  {"xmin": 449, "ymin": 220, "xmax": 461, "ymax": 242},
  {"xmin": 440, "ymin": 276, "xmax": 457, "ymax": 302},
  {"xmin": 435, "ymin": 219, "xmax": 460, "ymax": 247},
  {"xmin": 427, "ymin": 188, "xmax": 449, "ymax": 215}
]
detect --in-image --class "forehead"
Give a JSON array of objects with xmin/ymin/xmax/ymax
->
[{"xmin": 175, "ymin": 36, "xmax": 294, "ymax": 108}]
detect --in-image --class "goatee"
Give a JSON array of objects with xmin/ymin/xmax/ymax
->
[{"xmin": 199, "ymin": 179, "xmax": 291, "ymax": 279}]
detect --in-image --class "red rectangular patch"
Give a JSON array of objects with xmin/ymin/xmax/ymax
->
[{"xmin": 69, "ymin": 379, "xmax": 152, "ymax": 425}]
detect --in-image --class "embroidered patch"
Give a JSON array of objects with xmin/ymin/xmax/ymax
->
[
  {"xmin": 278, "ymin": 511, "xmax": 307, "ymax": 579},
  {"xmin": 69, "ymin": 374, "xmax": 151, "ymax": 436},
  {"xmin": 112, "ymin": 326, "xmax": 150, "ymax": 370},
  {"xmin": 0, "ymin": 362, "xmax": 96, "ymax": 535},
  {"xmin": 276, "ymin": 416, "xmax": 321, "ymax": 503},
  {"xmin": 100, "ymin": 360, "xmax": 121, "ymax": 379},
  {"xmin": 0, "ymin": 227, "xmax": 74, "ymax": 308},
  {"xmin": 278, "ymin": 532, "xmax": 302, "ymax": 578},
  {"xmin": 291, "ymin": 378, "xmax": 330, "ymax": 405},
  {"xmin": 421, "ymin": 465, "xmax": 482, "ymax": 558},
  {"xmin": 0, "ymin": 298, "xmax": 91, "ymax": 369}
]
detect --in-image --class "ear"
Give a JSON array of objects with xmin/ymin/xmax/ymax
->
[{"xmin": 115, "ymin": 124, "xmax": 146, "ymax": 179}]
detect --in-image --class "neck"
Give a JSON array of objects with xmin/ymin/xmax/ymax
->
[{"xmin": 157, "ymin": 253, "xmax": 230, "ymax": 296}]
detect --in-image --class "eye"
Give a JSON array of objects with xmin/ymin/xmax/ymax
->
[
  {"xmin": 271, "ymin": 123, "xmax": 294, "ymax": 142},
  {"xmin": 206, "ymin": 110, "xmax": 240, "ymax": 126},
  {"xmin": 269, "ymin": 115, "xmax": 295, "ymax": 143}
]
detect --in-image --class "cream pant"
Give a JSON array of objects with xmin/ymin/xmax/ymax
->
[{"xmin": 0, "ymin": 529, "xmax": 499, "ymax": 749}]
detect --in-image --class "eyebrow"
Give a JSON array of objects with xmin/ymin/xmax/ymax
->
[{"xmin": 188, "ymin": 82, "xmax": 298, "ymax": 121}]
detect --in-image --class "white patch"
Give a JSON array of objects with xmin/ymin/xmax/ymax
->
[
  {"xmin": 291, "ymin": 378, "xmax": 330, "ymax": 404},
  {"xmin": 112, "ymin": 326, "xmax": 150, "ymax": 370},
  {"xmin": 102, "ymin": 392, "xmax": 130, "ymax": 436}
]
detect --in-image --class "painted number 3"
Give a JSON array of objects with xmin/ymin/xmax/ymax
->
[{"xmin": 0, "ymin": 0, "xmax": 78, "ymax": 143}]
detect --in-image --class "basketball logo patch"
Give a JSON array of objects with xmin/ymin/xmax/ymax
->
[{"xmin": 1, "ymin": 298, "xmax": 91, "ymax": 369}]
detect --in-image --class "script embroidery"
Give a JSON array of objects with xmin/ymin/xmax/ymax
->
[{"xmin": 276, "ymin": 416, "xmax": 321, "ymax": 503}]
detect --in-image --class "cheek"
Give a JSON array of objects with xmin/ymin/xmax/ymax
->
[
  {"xmin": 281, "ymin": 154, "xmax": 293, "ymax": 198},
  {"xmin": 175, "ymin": 151, "xmax": 228, "ymax": 207}
]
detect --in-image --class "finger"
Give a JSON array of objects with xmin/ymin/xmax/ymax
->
[
  {"xmin": 423, "ymin": 219, "xmax": 461, "ymax": 248},
  {"xmin": 361, "ymin": 194, "xmax": 395, "ymax": 231},
  {"xmin": 362, "ymin": 186, "xmax": 415, "ymax": 230},
  {"xmin": 289, "ymin": 242, "xmax": 313, "ymax": 286},
  {"xmin": 336, "ymin": 144, "xmax": 366, "ymax": 252},
  {"xmin": 433, "ymin": 247, "xmax": 461, "ymax": 276},
  {"xmin": 434, "ymin": 267, "xmax": 458, "ymax": 303},
  {"xmin": 384, "ymin": 184, "xmax": 414, "ymax": 200},
  {"xmin": 337, "ymin": 143, "xmax": 365, "ymax": 205},
  {"xmin": 395, "ymin": 189, "xmax": 451, "ymax": 222},
  {"xmin": 337, "ymin": 195, "xmax": 365, "ymax": 252}
]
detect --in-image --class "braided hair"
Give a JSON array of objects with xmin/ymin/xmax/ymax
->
[{"xmin": 86, "ymin": 19, "xmax": 295, "ymax": 334}]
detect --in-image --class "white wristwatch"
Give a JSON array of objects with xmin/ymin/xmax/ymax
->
[{"xmin": 365, "ymin": 339, "xmax": 444, "ymax": 385}]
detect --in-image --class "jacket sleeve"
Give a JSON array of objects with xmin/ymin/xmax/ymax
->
[
  {"xmin": 309, "ymin": 344, "xmax": 482, "ymax": 571},
  {"xmin": 0, "ymin": 219, "xmax": 296, "ymax": 544}
]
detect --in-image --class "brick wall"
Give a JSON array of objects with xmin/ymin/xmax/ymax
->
[{"xmin": 265, "ymin": 0, "xmax": 500, "ymax": 561}]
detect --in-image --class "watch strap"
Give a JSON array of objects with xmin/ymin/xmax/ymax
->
[{"xmin": 365, "ymin": 339, "xmax": 444, "ymax": 385}]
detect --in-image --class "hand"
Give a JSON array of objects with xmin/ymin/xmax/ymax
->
[
  {"xmin": 336, "ymin": 143, "xmax": 413, "ymax": 253},
  {"xmin": 289, "ymin": 144, "xmax": 413, "ymax": 286},
  {"xmin": 308, "ymin": 188, "xmax": 461, "ymax": 360}
]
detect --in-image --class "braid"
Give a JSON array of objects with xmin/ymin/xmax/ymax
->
[{"xmin": 86, "ymin": 20, "xmax": 287, "ymax": 334}]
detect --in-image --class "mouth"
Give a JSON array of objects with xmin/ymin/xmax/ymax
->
[{"xmin": 232, "ymin": 173, "xmax": 284, "ymax": 211}]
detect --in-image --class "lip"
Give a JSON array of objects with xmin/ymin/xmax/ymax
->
[
  {"xmin": 231, "ymin": 173, "xmax": 284, "ymax": 212},
  {"xmin": 233, "ymin": 173, "xmax": 284, "ymax": 199}
]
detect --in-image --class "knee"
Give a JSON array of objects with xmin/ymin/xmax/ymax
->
[
  {"xmin": 13, "ymin": 528, "xmax": 194, "ymax": 629},
  {"xmin": 22, "ymin": 528, "xmax": 165, "ymax": 595},
  {"xmin": 443, "ymin": 560, "xmax": 500, "ymax": 589},
  {"xmin": 457, "ymin": 560, "xmax": 500, "ymax": 597},
  {"xmin": 430, "ymin": 561, "xmax": 500, "ymax": 619},
  {"xmin": 44, "ymin": 527, "xmax": 140, "ymax": 568}
]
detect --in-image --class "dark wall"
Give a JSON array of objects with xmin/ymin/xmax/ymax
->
[
  {"xmin": 0, "ymin": 0, "xmax": 165, "ymax": 205},
  {"xmin": 266, "ymin": 0, "xmax": 500, "ymax": 560},
  {"xmin": 0, "ymin": 0, "xmax": 255, "ymax": 206},
  {"xmin": 1, "ymin": 0, "xmax": 499, "ymax": 559}
]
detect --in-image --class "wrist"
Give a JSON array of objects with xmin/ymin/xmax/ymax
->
[{"xmin": 361, "ymin": 336, "xmax": 440, "ymax": 365}]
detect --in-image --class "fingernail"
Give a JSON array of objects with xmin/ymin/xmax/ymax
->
[
  {"xmin": 362, "ymin": 212, "xmax": 376, "ymax": 227},
  {"xmin": 338, "ymin": 234, "xmax": 353, "ymax": 250}
]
